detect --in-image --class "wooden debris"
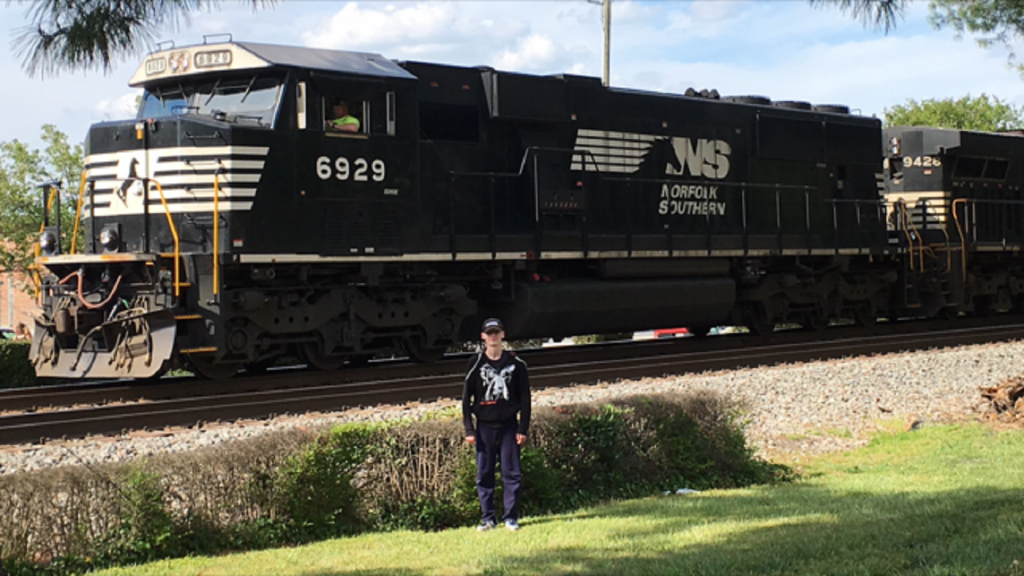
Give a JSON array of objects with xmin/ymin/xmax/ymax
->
[{"xmin": 980, "ymin": 376, "xmax": 1024, "ymax": 419}]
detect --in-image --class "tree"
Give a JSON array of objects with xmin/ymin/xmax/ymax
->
[
  {"xmin": 883, "ymin": 94, "xmax": 1024, "ymax": 131},
  {"xmin": 815, "ymin": 1, "xmax": 1024, "ymax": 73},
  {"xmin": 14, "ymin": 0, "xmax": 268, "ymax": 77},
  {"xmin": 929, "ymin": 0, "xmax": 1024, "ymax": 72},
  {"xmin": 0, "ymin": 125, "xmax": 84, "ymax": 276},
  {"xmin": 809, "ymin": 0, "xmax": 908, "ymax": 33}
]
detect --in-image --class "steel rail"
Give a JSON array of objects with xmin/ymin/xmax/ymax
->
[
  {"xmin": 2, "ymin": 321, "xmax": 1023, "ymax": 446},
  {"xmin": 3, "ymin": 314, "xmax": 1023, "ymax": 412}
]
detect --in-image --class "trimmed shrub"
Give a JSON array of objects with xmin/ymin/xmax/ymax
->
[
  {"xmin": 0, "ymin": 341, "xmax": 34, "ymax": 389},
  {"xmin": 0, "ymin": 392, "xmax": 787, "ymax": 575},
  {"xmin": 277, "ymin": 423, "xmax": 370, "ymax": 541}
]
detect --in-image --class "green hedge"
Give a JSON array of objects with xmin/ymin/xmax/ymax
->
[
  {"xmin": 0, "ymin": 341, "xmax": 34, "ymax": 389},
  {"xmin": 0, "ymin": 392, "xmax": 788, "ymax": 575}
]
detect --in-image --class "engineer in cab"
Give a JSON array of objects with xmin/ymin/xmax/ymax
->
[{"xmin": 328, "ymin": 99, "xmax": 360, "ymax": 133}]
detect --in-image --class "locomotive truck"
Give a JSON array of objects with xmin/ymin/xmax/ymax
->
[{"xmin": 28, "ymin": 39, "xmax": 1024, "ymax": 380}]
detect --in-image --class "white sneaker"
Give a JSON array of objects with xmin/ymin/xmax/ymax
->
[
  {"xmin": 477, "ymin": 520, "xmax": 496, "ymax": 532},
  {"xmin": 505, "ymin": 519, "xmax": 520, "ymax": 531}
]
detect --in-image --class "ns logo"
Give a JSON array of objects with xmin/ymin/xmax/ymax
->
[
  {"xmin": 568, "ymin": 129, "xmax": 730, "ymax": 180},
  {"xmin": 659, "ymin": 137, "xmax": 731, "ymax": 180}
]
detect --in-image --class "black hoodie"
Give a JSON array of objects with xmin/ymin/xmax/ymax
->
[{"xmin": 462, "ymin": 350, "xmax": 531, "ymax": 436}]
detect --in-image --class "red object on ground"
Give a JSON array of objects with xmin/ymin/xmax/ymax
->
[{"xmin": 654, "ymin": 327, "xmax": 689, "ymax": 337}]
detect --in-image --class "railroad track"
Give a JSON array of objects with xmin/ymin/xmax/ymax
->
[{"xmin": 3, "ymin": 318, "xmax": 1024, "ymax": 445}]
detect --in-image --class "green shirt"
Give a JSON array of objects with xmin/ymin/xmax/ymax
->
[{"xmin": 331, "ymin": 115, "xmax": 360, "ymax": 131}]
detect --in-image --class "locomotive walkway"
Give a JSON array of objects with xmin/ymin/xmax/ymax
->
[{"xmin": 2, "ymin": 317, "xmax": 1024, "ymax": 446}]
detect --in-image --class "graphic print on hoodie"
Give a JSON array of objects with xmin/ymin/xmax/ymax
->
[
  {"xmin": 480, "ymin": 364, "xmax": 515, "ymax": 403},
  {"xmin": 463, "ymin": 351, "xmax": 531, "ymax": 435}
]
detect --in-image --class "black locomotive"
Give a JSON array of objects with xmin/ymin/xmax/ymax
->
[{"xmin": 28, "ymin": 39, "xmax": 1024, "ymax": 379}]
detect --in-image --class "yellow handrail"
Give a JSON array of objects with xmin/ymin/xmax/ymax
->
[
  {"xmin": 148, "ymin": 180, "xmax": 182, "ymax": 297},
  {"xmin": 938, "ymin": 201, "xmax": 952, "ymax": 274},
  {"xmin": 895, "ymin": 200, "xmax": 915, "ymax": 271},
  {"xmin": 213, "ymin": 172, "xmax": 220, "ymax": 296},
  {"xmin": 34, "ymin": 186, "xmax": 60, "ymax": 257},
  {"xmin": 70, "ymin": 171, "xmax": 88, "ymax": 254},
  {"xmin": 951, "ymin": 198, "xmax": 968, "ymax": 281},
  {"xmin": 896, "ymin": 199, "xmax": 926, "ymax": 272},
  {"xmin": 30, "ymin": 185, "xmax": 60, "ymax": 301}
]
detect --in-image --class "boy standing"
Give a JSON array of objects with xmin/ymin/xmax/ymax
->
[{"xmin": 462, "ymin": 318, "xmax": 531, "ymax": 531}]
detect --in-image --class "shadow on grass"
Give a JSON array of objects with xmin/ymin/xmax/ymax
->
[
  {"xmin": 286, "ymin": 484, "xmax": 1024, "ymax": 576},
  {"xmin": 304, "ymin": 571, "xmax": 424, "ymax": 576},
  {"xmin": 480, "ymin": 485, "xmax": 1024, "ymax": 576}
]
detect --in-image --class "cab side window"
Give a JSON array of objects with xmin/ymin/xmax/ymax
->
[
  {"xmin": 325, "ymin": 98, "xmax": 364, "ymax": 134},
  {"xmin": 309, "ymin": 74, "xmax": 396, "ymax": 137}
]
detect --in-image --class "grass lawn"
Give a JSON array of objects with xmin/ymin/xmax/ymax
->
[{"xmin": 93, "ymin": 423, "xmax": 1024, "ymax": 576}]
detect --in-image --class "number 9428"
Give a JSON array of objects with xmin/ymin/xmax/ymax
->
[{"xmin": 902, "ymin": 156, "xmax": 941, "ymax": 168}]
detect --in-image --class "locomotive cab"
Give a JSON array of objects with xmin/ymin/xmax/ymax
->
[
  {"xmin": 31, "ymin": 41, "xmax": 430, "ymax": 379},
  {"xmin": 884, "ymin": 126, "xmax": 1024, "ymax": 315}
]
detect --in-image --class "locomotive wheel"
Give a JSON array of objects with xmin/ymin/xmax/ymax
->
[
  {"xmin": 301, "ymin": 342, "xmax": 346, "ymax": 371},
  {"xmin": 803, "ymin": 309, "xmax": 828, "ymax": 332},
  {"xmin": 743, "ymin": 302, "xmax": 773, "ymax": 337},
  {"xmin": 853, "ymin": 304, "xmax": 877, "ymax": 327},
  {"xmin": 405, "ymin": 336, "xmax": 447, "ymax": 363},
  {"xmin": 244, "ymin": 356, "xmax": 278, "ymax": 375},
  {"xmin": 189, "ymin": 355, "xmax": 241, "ymax": 380},
  {"xmin": 348, "ymin": 354, "xmax": 373, "ymax": 368}
]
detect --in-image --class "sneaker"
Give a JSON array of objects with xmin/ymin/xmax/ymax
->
[
  {"xmin": 477, "ymin": 520, "xmax": 496, "ymax": 532},
  {"xmin": 505, "ymin": 519, "xmax": 520, "ymax": 531}
]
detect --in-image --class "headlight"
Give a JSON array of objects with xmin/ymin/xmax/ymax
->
[
  {"xmin": 38, "ymin": 231, "xmax": 57, "ymax": 254},
  {"xmin": 99, "ymin": 227, "xmax": 119, "ymax": 251}
]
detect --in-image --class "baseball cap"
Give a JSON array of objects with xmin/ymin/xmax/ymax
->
[{"xmin": 481, "ymin": 318, "xmax": 504, "ymax": 333}]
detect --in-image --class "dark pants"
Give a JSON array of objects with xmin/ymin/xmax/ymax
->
[{"xmin": 475, "ymin": 423, "xmax": 522, "ymax": 523}]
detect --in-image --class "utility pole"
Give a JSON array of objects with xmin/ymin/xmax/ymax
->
[
  {"xmin": 603, "ymin": 0, "xmax": 611, "ymax": 87},
  {"xmin": 587, "ymin": 0, "xmax": 612, "ymax": 86}
]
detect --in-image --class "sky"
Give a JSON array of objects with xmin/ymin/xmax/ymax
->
[{"xmin": 3, "ymin": 0, "xmax": 1024, "ymax": 150}]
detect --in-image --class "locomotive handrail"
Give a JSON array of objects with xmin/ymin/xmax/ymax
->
[
  {"xmin": 70, "ymin": 171, "xmax": 89, "ymax": 254},
  {"xmin": 450, "ymin": 146, "xmax": 884, "ymax": 259},
  {"xmin": 30, "ymin": 185, "xmax": 61, "ymax": 299},
  {"xmin": 34, "ymin": 185, "xmax": 60, "ymax": 258},
  {"xmin": 181, "ymin": 158, "xmax": 225, "ymax": 295},
  {"xmin": 912, "ymin": 205, "xmax": 925, "ymax": 272},
  {"xmin": 147, "ymin": 180, "xmax": 182, "ymax": 297},
  {"xmin": 951, "ymin": 198, "xmax": 968, "ymax": 281},
  {"xmin": 893, "ymin": 199, "xmax": 925, "ymax": 272},
  {"xmin": 213, "ymin": 171, "xmax": 222, "ymax": 296},
  {"xmin": 906, "ymin": 201, "xmax": 925, "ymax": 272},
  {"xmin": 935, "ymin": 209, "xmax": 953, "ymax": 275},
  {"xmin": 448, "ymin": 146, "xmax": 582, "ymax": 179},
  {"xmin": 449, "ymin": 145, "xmax": 823, "ymax": 192}
]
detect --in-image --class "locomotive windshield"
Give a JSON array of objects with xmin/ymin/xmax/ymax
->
[{"xmin": 138, "ymin": 73, "xmax": 284, "ymax": 128}]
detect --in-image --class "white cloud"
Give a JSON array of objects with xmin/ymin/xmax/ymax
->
[
  {"xmin": 4, "ymin": 1, "xmax": 1024, "ymax": 150},
  {"xmin": 303, "ymin": 2, "xmax": 505, "ymax": 55},
  {"xmin": 494, "ymin": 34, "xmax": 557, "ymax": 71},
  {"xmin": 94, "ymin": 91, "xmax": 140, "ymax": 122},
  {"xmin": 620, "ymin": 32, "xmax": 1024, "ymax": 119}
]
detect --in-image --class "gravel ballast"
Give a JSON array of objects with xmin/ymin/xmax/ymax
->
[{"xmin": 1, "ymin": 339, "xmax": 1019, "ymax": 475}]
